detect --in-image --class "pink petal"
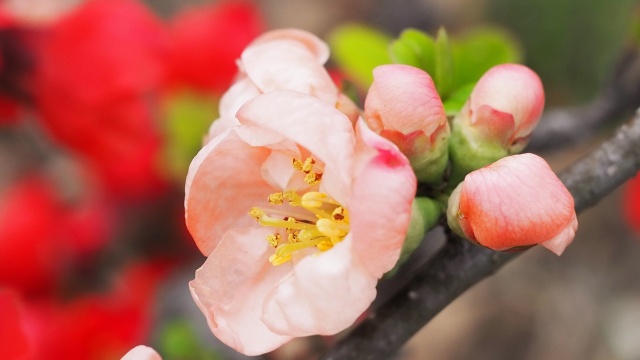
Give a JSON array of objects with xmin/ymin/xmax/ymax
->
[
  {"xmin": 459, "ymin": 153, "xmax": 576, "ymax": 253},
  {"xmin": 217, "ymin": 76, "xmax": 261, "ymax": 119},
  {"xmin": 349, "ymin": 120, "xmax": 417, "ymax": 277},
  {"xmin": 120, "ymin": 345, "xmax": 161, "ymax": 360},
  {"xmin": 185, "ymin": 128, "xmax": 273, "ymax": 255},
  {"xmin": 247, "ymin": 28, "xmax": 330, "ymax": 64},
  {"xmin": 236, "ymin": 91, "xmax": 356, "ymax": 204},
  {"xmin": 539, "ymin": 212, "xmax": 578, "ymax": 255},
  {"xmin": 261, "ymin": 236, "xmax": 377, "ymax": 337},
  {"xmin": 365, "ymin": 64, "xmax": 446, "ymax": 135},
  {"xmin": 240, "ymin": 39, "xmax": 338, "ymax": 105},
  {"xmin": 190, "ymin": 227, "xmax": 293, "ymax": 355},
  {"xmin": 470, "ymin": 64, "xmax": 544, "ymax": 141}
]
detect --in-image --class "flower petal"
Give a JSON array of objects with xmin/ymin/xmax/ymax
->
[
  {"xmin": 349, "ymin": 120, "xmax": 417, "ymax": 277},
  {"xmin": 365, "ymin": 64, "xmax": 446, "ymax": 135},
  {"xmin": 240, "ymin": 38, "xmax": 338, "ymax": 105},
  {"xmin": 120, "ymin": 345, "xmax": 162, "ymax": 360},
  {"xmin": 261, "ymin": 236, "xmax": 377, "ymax": 336},
  {"xmin": 459, "ymin": 153, "xmax": 576, "ymax": 252},
  {"xmin": 236, "ymin": 91, "xmax": 355, "ymax": 204},
  {"xmin": 248, "ymin": 28, "xmax": 330, "ymax": 64},
  {"xmin": 470, "ymin": 64, "xmax": 544, "ymax": 141},
  {"xmin": 185, "ymin": 128, "xmax": 273, "ymax": 255},
  {"xmin": 189, "ymin": 227, "xmax": 293, "ymax": 355}
]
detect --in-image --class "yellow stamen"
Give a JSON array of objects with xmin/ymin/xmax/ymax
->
[
  {"xmin": 316, "ymin": 240, "xmax": 334, "ymax": 251},
  {"xmin": 292, "ymin": 158, "xmax": 303, "ymax": 171},
  {"xmin": 302, "ymin": 157, "xmax": 316, "ymax": 173},
  {"xmin": 266, "ymin": 233, "xmax": 281, "ymax": 247},
  {"xmin": 258, "ymin": 214, "xmax": 312, "ymax": 231},
  {"xmin": 301, "ymin": 192, "xmax": 339, "ymax": 208},
  {"xmin": 304, "ymin": 172, "xmax": 323, "ymax": 185},
  {"xmin": 268, "ymin": 192, "xmax": 284, "ymax": 205},
  {"xmin": 332, "ymin": 207, "xmax": 346, "ymax": 221},
  {"xmin": 249, "ymin": 207, "xmax": 264, "ymax": 220},
  {"xmin": 249, "ymin": 187, "xmax": 350, "ymax": 266},
  {"xmin": 316, "ymin": 218, "xmax": 348, "ymax": 237}
]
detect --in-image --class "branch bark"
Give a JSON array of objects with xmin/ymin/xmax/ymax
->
[{"xmin": 320, "ymin": 109, "xmax": 640, "ymax": 360}]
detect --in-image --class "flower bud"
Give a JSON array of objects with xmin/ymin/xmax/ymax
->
[
  {"xmin": 364, "ymin": 64, "xmax": 449, "ymax": 184},
  {"xmin": 448, "ymin": 64, "xmax": 544, "ymax": 187},
  {"xmin": 447, "ymin": 153, "xmax": 577, "ymax": 255}
]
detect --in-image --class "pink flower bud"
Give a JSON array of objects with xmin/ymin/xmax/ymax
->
[
  {"xmin": 447, "ymin": 153, "xmax": 577, "ymax": 255},
  {"xmin": 364, "ymin": 64, "xmax": 449, "ymax": 183},
  {"xmin": 458, "ymin": 63, "xmax": 544, "ymax": 153}
]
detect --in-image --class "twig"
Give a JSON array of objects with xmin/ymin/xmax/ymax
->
[{"xmin": 320, "ymin": 109, "xmax": 640, "ymax": 360}]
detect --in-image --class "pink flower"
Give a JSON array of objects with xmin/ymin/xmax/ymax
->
[
  {"xmin": 447, "ymin": 153, "xmax": 577, "ymax": 255},
  {"xmin": 364, "ymin": 64, "xmax": 449, "ymax": 183},
  {"xmin": 121, "ymin": 346, "xmax": 161, "ymax": 360},
  {"xmin": 453, "ymin": 63, "xmax": 545, "ymax": 153},
  {"xmin": 207, "ymin": 29, "xmax": 359, "ymax": 140},
  {"xmin": 185, "ymin": 90, "xmax": 416, "ymax": 354}
]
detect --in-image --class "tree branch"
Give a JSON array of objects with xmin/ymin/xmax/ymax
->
[{"xmin": 320, "ymin": 109, "xmax": 640, "ymax": 360}]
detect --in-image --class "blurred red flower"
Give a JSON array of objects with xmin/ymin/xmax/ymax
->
[
  {"xmin": 623, "ymin": 173, "xmax": 640, "ymax": 234},
  {"xmin": 5, "ymin": 261, "xmax": 170, "ymax": 360},
  {"xmin": 0, "ymin": 175, "xmax": 112, "ymax": 296},
  {"xmin": 165, "ymin": 1, "xmax": 264, "ymax": 93},
  {"xmin": 0, "ymin": 289, "xmax": 32, "ymax": 360},
  {"xmin": 33, "ymin": 0, "xmax": 167, "ymax": 198}
]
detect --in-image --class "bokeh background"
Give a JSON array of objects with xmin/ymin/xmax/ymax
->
[{"xmin": 1, "ymin": 0, "xmax": 639, "ymax": 359}]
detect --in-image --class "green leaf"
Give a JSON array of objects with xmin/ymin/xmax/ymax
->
[
  {"xmin": 452, "ymin": 27, "xmax": 522, "ymax": 89},
  {"xmin": 435, "ymin": 27, "xmax": 454, "ymax": 98},
  {"xmin": 443, "ymin": 83, "xmax": 475, "ymax": 117},
  {"xmin": 160, "ymin": 320, "xmax": 221, "ymax": 360},
  {"xmin": 389, "ymin": 28, "xmax": 436, "ymax": 75},
  {"xmin": 161, "ymin": 91, "xmax": 218, "ymax": 180},
  {"xmin": 328, "ymin": 24, "xmax": 392, "ymax": 87}
]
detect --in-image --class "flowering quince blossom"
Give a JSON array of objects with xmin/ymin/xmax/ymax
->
[
  {"xmin": 121, "ymin": 345, "xmax": 162, "ymax": 360},
  {"xmin": 447, "ymin": 153, "xmax": 578, "ymax": 255},
  {"xmin": 207, "ymin": 28, "xmax": 359, "ymax": 141},
  {"xmin": 448, "ymin": 64, "xmax": 545, "ymax": 184},
  {"xmin": 185, "ymin": 32, "xmax": 416, "ymax": 353},
  {"xmin": 364, "ymin": 64, "xmax": 450, "ymax": 184}
]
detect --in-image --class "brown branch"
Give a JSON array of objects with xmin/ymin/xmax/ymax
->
[{"xmin": 320, "ymin": 109, "xmax": 640, "ymax": 360}]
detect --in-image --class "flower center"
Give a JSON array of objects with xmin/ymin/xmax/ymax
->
[{"xmin": 249, "ymin": 157, "xmax": 350, "ymax": 266}]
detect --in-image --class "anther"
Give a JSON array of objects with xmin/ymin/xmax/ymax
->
[
  {"xmin": 268, "ymin": 192, "xmax": 284, "ymax": 205},
  {"xmin": 249, "ymin": 207, "xmax": 264, "ymax": 220},
  {"xmin": 332, "ymin": 207, "xmax": 346, "ymax": 221},
  {"xmin": 304, "ymin": 172, "xmax": 323, "ymax": 185},
  {"xmin": 302, "ymin": 157, "xmax": 316, "ymax": 173},
  {"xmin": 292, "ymin": 158, "xmax": 303, "ymax": 171},
  {"xmin": 266, "ymin": 234, "xmax": 281, "ymax": 247}
]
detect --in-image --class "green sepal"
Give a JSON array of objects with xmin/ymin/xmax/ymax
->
[
  {"xmin": 446, "ymin": 119, "xmax": 508, "ymax": 192},
  {"xmin": 386, "ymin": 197, "xmax": 443, "ymax": 277}
]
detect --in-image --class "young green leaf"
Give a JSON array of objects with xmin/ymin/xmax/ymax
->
[{"xmin": 328, "ymin": 24, "xmax": 392, "ymax": 87}]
